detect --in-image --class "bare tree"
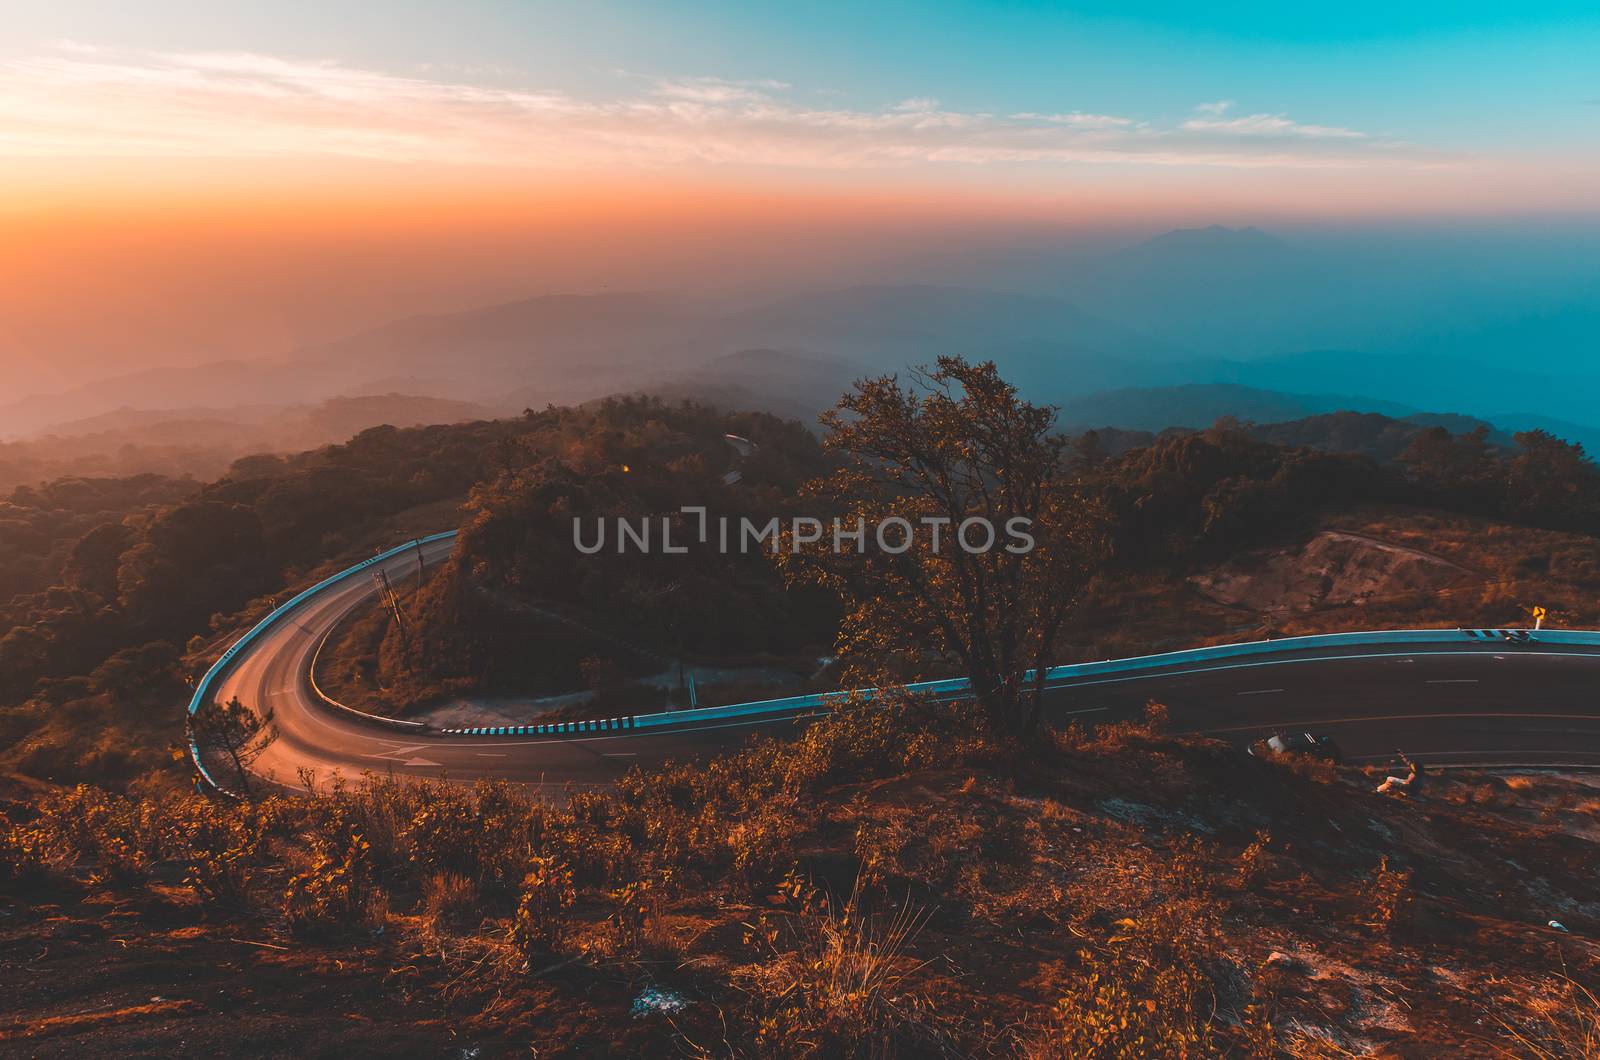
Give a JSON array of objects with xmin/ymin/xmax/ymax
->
[{"xmin": 190, "ymin": 695, "xmax": 277, "ymax": 794}]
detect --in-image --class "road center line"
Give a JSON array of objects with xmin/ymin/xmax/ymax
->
[
  {"xmin": 1188, "ymin": 711, "xmax": 1600, "ymax": 736},
  {"xmin": 1348, "ymin": 749, "xmax": 1600, "ymax": 762},
  {"xmin": 1237, "ymin": 688, "xmax": 1284, "ymax": 696},
  {"xmin": 1045, "ymin": 648, "xmax": 1600, "ymax": 693}
]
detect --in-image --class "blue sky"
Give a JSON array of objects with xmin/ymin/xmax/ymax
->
[
  {"xmin": 2, "ymin": 2, "xmax": 1599, "ymax": 403},
  {"xmin": 8, "ymin": 0, "xmax": 1599, "ymax": 155}
]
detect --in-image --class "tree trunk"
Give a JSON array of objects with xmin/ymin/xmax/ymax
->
[
  {"xmin": 227, "ymin": 744, "xmax": 252, "ymax": 795},
  {"xmin": 1023, "ymin": 660, "xmax": 1048, "ymax": 738}
]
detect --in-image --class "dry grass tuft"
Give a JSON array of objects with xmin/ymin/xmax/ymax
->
[
  {"xmin": 422, "ymin": 871, "xmax": 481, "ymax": 938},
  {"xmin": 1491, "ymin": 976, "xmax": 1600, "ymax": 1059},
  {"xmin": 734, "ymin": 883, "xmax": 940, "ymax": 1059}
]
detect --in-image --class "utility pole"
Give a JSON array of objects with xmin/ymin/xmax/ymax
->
[{"xmin": 373, "ymin": 568, "xmax": 409, "ymax": 651}]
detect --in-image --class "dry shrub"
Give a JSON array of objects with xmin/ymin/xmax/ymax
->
[
  {"xmin": 1087, "ymin": 700, "xmax": 1172, "ymax": 753},
  {"xmin": 313, "ymin": 776, "xmax": 540, "ymax": 894},
  {"xmin": 404, "ymin": 791, "xmax": 481, "ymax": 877},
  {"xmin": 472, "ymin": 778, "xmax": 542, "ymax": 889},
  {"xmin": 509, "ymin": 854, "xmax": 575, "ymax": 961},
  {"xmin": 853, "ymin": 811, "xmax": 913, "ymax": 894},
  {"xmin": 176, "ymin": 802, "xmax": 265, "ymax": 907},
  {"xmin": 1142, "ymin": 700, "xmax": 1170, "ymax": 734},
  {"xmin": 423, "ymin": 871, "xmax": 481, "ymax": 936},
  {"xmin": 728, "ymin": 799, "xmax": 804, "ymax": 893},
  {"xmin": 1051, "ymin": 721, "xmax": 1089, "ymax": 753},
  {"xmin": 304, "ymin": 775, "xmax": 416, "ymax": 876},
  {"xmin": 284, "ymin": 832, "xmax": 386, "ymax": 939},
  {"xmin": 0, "ymin": 815, "xmax": 50, "ymax": 888},
  {"xmin": 37, "ymin": 785, "xmax": 167, "ymax": 887},
  {"xmin": 1469, "ymin": 782, "xmax": 1513, "ymax": 808},
  {"xmin": 1360, "ymin": 856, "xmax": 1414, "ymax": 935},
  {"xmin": 1031, "ymin": 950, "xmax": 1217, "ymax": 1059},
  {"xmin": 1235, "ymin": 830, "xmax": 1272, "ymax": 891},
  {"xmin": 614, "ymin": 690, "xmax": 986, "ymax": 890},
  {"xmin": 780, "ymin": 691, "xmax": 998, "ymax": 796},
  {"xmin": 735, "ymin": 886, "xmax": 940, "ymax": 1059},
  {"xmin": 1273, "ymin": 752, "xmax": 1339, "ymax": 786},
  {"xmin": 1028, "ymin": 901, "xmax": 1242, "ymax": 1058},
  {"xmin": 608, "ymin": 876, "xmax": 659, "ymax": 954},
  {"xmin": 1166, "ymin": 834, "xmax": 1213, "ymax": 898}
]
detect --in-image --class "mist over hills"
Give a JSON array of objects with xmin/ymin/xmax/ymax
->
[
  {"xmin": 4, "ymin": 224, "xmax": 1597, "ymax": 470},
  {"xmin": 1055, "ymin": 383, "xmax": 1412, "ymax": 432},
  {"xmin": 0, "ymin": 284, "xmax": 1170, "ymax": 438},
  {"xmin": 913, "ymin": 224, "xmax": 1600, "ymax": 372},
  {"xmin": 0, "ymin": 394, "xmax": 490, "ymax": 492}
]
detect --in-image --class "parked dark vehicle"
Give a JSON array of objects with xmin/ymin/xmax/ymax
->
[{"xmin": 1249, "ymin": 731, "xmax": 1344, "ymax": 764}]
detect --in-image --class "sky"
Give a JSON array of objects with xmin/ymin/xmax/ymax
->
[{"xmin": 2, "ymin": 1, "xmax": 1599, "ymax": 399}]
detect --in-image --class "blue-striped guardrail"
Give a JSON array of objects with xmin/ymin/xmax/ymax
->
[
  {"xmin": 443, "ymin": 625, "xmax": 1600, "ymax": 738},
  {"xmin": 441, "ymin": 716, "xmax": 638, "ymax": 736},
  {"xmin": 186, "ymin": 530, "xmax": 459, "ymax": 791},
  {"xmin": 187, "ymin": 524, "xmax": 1600, "ymax": 769}
]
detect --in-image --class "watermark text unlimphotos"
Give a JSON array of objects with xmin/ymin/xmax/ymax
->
[{"xmin": 574, "ymin": 506, "xmax": 1034, "ymax": 555}]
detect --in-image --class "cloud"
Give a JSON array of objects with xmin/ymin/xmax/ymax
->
[
  {"xmin": 1194, "ymin": 100, "xmax": 1233, "ymax": 117},
  {"xmin": 1182, "ymin": 112, "xmax": 1366, "ymax": 139},
  {"xmin": 0, "ymin": 45, "xmax": 1431, "ymax": 172},
  {"xmin": 1012, "ymin": 111, "xmax": 1137, "ymax": 129},
  {"xmin": 652, "ymin": 76, "xmax": 789, "ymax": 103}
]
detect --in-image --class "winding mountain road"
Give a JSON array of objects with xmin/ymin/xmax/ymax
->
[{"xmin": 198, "ymin": 533, "xmax": 1600, "ymax": 792}]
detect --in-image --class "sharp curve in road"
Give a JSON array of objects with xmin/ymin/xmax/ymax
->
[{"xmin": 193, "ymin": 531, "xmax": 1600, "ymax": 793}]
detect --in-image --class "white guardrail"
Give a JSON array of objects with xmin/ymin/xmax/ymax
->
[{"xmin": 189, "ymin": 526, "xmax": 1600, "ymax": 785}]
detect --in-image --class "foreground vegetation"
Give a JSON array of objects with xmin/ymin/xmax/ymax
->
[
  {"xmin": 4, "ymin": 700, "xmax": 1598, "ymax": 1056},
  {"xmin": 8, "ymin": 364, "xmax": 1600, "ymax": 1055}
]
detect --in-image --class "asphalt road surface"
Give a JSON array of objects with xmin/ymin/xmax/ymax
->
[{"xmin": 214, "ymin": 537, "xmax": 1600, "ymax": 792}]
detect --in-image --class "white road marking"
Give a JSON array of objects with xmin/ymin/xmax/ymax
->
[
  {"xmin": 362, "ymin": 744, "xmax": 443, "ymax": 768},
  {"xmin": 1237, "ymin": 688, "xmax": 1284, "ymax": 696},
  {"xmin": 474, "ymin": 753, "xmax": 508, "ymax": 758}
]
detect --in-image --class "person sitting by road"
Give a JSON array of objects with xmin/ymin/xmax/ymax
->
[{"xmin": 1376, "ymin": 751, "xmax": 1424, "ymax": 796}]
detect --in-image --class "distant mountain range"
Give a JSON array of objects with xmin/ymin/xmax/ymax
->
[
  {"xmin": 5, "ymin": 362, "xmax": 1595, "ymax": 494},
  {"xmin": 0, "ymin": 394, "xmax": 490, "ymax": 492},
  {"xmin": 0, "ymin": 282, "xmax": 1173, "ymax": 438},
  {"xmin": 5, "ymin": 224, "xmax": 1598, "ymax": 469},
  {"xmin": 640, "ymin": 364, "xmax": 1600, "ymax": 457}
]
